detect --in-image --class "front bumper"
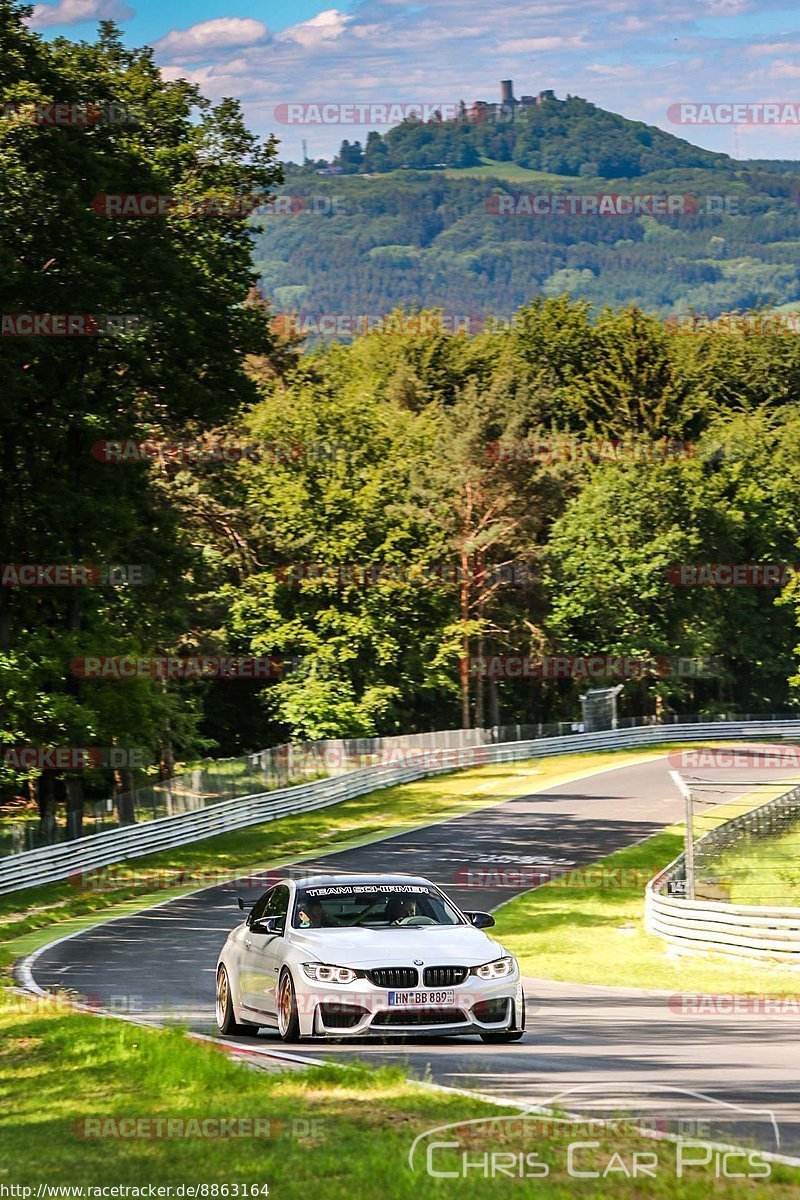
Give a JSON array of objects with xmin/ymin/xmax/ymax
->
[{"xmin": 295, "ymin": 969, "xmax": 525, "ymax": 1038}]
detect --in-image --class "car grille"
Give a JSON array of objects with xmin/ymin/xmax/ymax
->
[
  {"xmin": 367, "ymin": 967, "xmax": 419, "ymax": 988},
  {"xmin": 472, "ymin": 998, "xmax": 510, "ymax": 1022},
  {"xmin": 318, "ymin": 1003, "xmax": 366, "ymax": 1029},
  {"xmin": 372, "ymin": 1008, "xmax": 467, "ymax": 1027},
  {"xmin": 423, "ymin": 966, "xmax": 468, "ymax": 987}
]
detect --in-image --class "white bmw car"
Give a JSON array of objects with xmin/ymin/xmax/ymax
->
[{"xmin": 215, "ymin": 873, "xmax": 525, "ymax": 1042}]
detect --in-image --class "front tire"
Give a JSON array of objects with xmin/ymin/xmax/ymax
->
[
  {"xmin": 277, "ymin": 969, "xmax": 302, "ymax": 1043},
  {"xmin": 216, "ymin": 965, "xmax": 259, "ymax": 1037},
  {"xmin": 479, "ymin": 996, "xmax": 526, "ymax": 1043}
]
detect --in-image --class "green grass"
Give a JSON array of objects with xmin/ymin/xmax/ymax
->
[
  {"xmin": 2, "ymin": 990, "xmax": 798, "ymax": 1196},
  {"xmin": 495, "ymin": 814, "xmax": 800, "ymax": 995},
  {"xmin": 439, "ymin": 158, "xmax": 595, "ymax": 185},
  {"xmin": 0, "ymin": 747, "xmax": 677, "ymax": 973},
  {"xmin": 708, "ymin": 825, "xmax": 800, "ymax": 906}
]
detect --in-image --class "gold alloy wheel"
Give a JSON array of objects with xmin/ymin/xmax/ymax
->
[
  {"xmin": 216, "ymin": 966, "xmax": 229, "ymax": 1029},
  {"xmin": 277, "ymin": 972, "xmax": 293, "ymax": 1037}
]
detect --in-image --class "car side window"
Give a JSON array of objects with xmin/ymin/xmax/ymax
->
[
  {"xmin": 264, "ymin": 885, "xmax": 290, "ymax": 920},
  {"xmin": 248, "ymin": 888, "xmax": 274, "ymax": 924}
]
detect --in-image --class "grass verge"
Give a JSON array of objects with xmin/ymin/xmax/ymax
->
[
  {"xmin": 709, "ymin": 824, "xmax": 800, "ymax": 906},
  {"xmin": 494, "ymin": 815, "xmax": 800, "ymax": 994},
  {"xmin": 1, "ymin": 990, "xmax": 798, "ymax": 1196}
]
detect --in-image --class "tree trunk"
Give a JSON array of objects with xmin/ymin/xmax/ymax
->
[
  {"xmin": 475, "ymin": 631, "xmax": 485, "ymax": 729},
  {"xmin": 37, "ymin": 771, "xmax": 58, "ymax": 842},
  {"xmin": 474, "ymin": 556, "xmax": 486, "ymax": 730},
  {"xmin": 488, "ymin": 676, "xmax": 501, "ymax": 731},
  {"xmin": 0, "ymin": 587, "xmax": 9, "ymax": 655},
  {"xmin": 65, "ymin": 775, "xmax": 84, "ymax": 839},
  {"xmin": 160, "ymin": 739, "xmax": 176, "ymax": 781},
  {"xmin": 115, "ymin": 769, "xmax": 137, "ymax": 825},
  {"xmin": 459, "ymin": 546, "xmax": 471, "ymax": 728}
]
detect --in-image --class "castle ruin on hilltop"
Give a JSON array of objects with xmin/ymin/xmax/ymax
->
[{"xmin": 466, "ymin": 81, "xmax": 556, "ymax": 123}]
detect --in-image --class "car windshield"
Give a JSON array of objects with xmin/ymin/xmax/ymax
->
[{"xmin": 292, "ymin": 884, "xmax": 464, "ymax": 929}]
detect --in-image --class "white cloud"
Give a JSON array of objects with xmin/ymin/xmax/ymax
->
[
  {"xmin": 29, "ymin": 0, "xmax": 132, "ymax": 28},
  {"xmin": 154, "ymin": 17, "xmax": 268, "ymax": 61},
  {"xmin": 497, "ymin": 35, "xmax": 587, "ymax": 52},
  {"xmin": 704, "ymin": 0, "xmax": 748, "ymax": 13},
  {"xmin": 747, "ymin": 41, "xmax": 800, "ymax": 56},
  {"xmin": 277, "ymin": 9, "xmax": 351, "ymax": 48},
  {"xmin": 147, "ymin": 0, "xmax": 800, "ymax": 160},
  {"xmin": 766, "ymin": 59, "xmax": 800, "ymax": 78},
  {"xmin": 587, "ymin": 63, "xmax": 640, "ymax": 77}
]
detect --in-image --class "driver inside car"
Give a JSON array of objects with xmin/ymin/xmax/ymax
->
[{"xmin": 387, "ymin": 895, "xmax": 418, "ymax": 924}]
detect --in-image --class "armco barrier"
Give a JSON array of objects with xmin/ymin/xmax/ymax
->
[
  {"xmin": 3, "ymin": 719, "xmax": 800, "ymax": 896},
  {"xmin": 646, "ymin": 781, "xmax": 800, "ymax": 961}
]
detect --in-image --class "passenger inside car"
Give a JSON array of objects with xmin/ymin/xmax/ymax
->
[{"xmin": 296, "ymin": 897, "xmax": 326, "ymax": 927}]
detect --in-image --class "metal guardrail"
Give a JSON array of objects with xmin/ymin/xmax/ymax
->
[
  {"xmin": 646, "ymin": 781, "xmax": 800, "ymax": 960},
  {"xmin": 3, "ymin": 718, "xmax": 800, "ymax": 897},
  {"xmin": 2, "ymin": 726, "xmax": 499, "ymax": 853},
  {"xmin": 8, "ymin": 711, "xmax": 792, "ymax": 853}
]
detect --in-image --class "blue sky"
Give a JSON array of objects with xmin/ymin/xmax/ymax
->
[{"xmin": 26, "ymin": 0, "xmax": 800, "ymax": 162}]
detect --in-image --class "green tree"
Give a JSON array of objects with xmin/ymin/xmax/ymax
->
[{"xmin": 0, "ymin": 5, "xmax": 282, "ymax": 833}]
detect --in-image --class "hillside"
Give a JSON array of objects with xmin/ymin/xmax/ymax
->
[
  {"xmin": 251, "ymin": 154, "xmax": 800, "ymax": 324},
  {"xmin": 333, "ymin": 93, "xmax": 731, "ymax": 178}
]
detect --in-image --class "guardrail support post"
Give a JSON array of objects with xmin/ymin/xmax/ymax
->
[{"xmin": 670, "ymin": 770, "xmax": 695, "ymax": 900}]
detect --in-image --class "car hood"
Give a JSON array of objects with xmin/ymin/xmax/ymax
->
[{"xmin": 288, "ymin": 924, "xmax": 509, "ymax": 967}]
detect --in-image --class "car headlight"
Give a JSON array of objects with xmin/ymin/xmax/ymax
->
[
  {"xmin": 471, "ymin": 956, "xmax": 515, "ymax": 980},
  {"xmin": 302, "ymin": 962, "xmax": 360, "ymax": 984}
]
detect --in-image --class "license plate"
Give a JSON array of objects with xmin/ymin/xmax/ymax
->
[{"xmin": 387, "ymin": 989, "xmax": 455, "ymax": 1006}]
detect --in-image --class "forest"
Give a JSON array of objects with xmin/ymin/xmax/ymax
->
[
  {"xmin": 252, "ymin": 161, "xmax": 800, "ymax": 320},
  {"xmin": 3, "ymin": 2, "xmax": 800, "ymax": 835}
]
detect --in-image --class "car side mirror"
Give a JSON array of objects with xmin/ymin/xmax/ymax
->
[
  {"xmin": 465, "ymin": 911, "xmax": 495, "ymax": 929},
  {"xmin": 250, "ymin": 916, "xmax": 284, "ymax": 936}
]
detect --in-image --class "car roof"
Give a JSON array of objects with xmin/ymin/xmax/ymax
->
[{"xmin": 289, "ymin": 873, "xmax": 436, "ymax": 889}]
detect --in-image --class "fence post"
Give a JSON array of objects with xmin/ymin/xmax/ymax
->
[{"xmin": 670, "ymin": 770, "xmax": 695, "ymax": 900}]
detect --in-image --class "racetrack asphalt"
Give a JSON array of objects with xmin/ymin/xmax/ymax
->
[{"xmin": 21, "ymin": 746, "xmax": 800, "ymax": 1159}]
